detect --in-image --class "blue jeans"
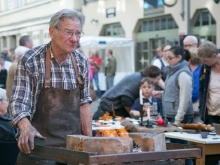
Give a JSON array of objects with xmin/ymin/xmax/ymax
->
[
  {"xmin": 167, "ymin": 117, "xmax": 193, "ymax": 165},
  {"xmin": 92, "ymin": 73, "xmax": 101, "ymax": 98},
  {"xmin": 106, "ymin": 76, "xmax": 114, "ymax": 90}
]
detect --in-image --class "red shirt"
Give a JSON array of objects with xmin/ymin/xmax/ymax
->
[{"xmin": 89, "ymin": 57, "xmax": 102, "ymax": 74}]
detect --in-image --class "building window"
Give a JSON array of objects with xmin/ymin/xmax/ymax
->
[
  {"xmin": 194, "ymin": 17, "xmax": 200, "ymax": 27},
  {"xmin": 144, "ymin": 0, "xmax": 164, "ymax": 9},
  {"xmin": 143, "ymin": 21, "xmax": 148, "ymax": 32},
  {"xmin": 149, "ymin": 20, "xmax": 153, "ymax": 31},
  {"xmin": 106, "ymin": 7, "xmax": 116, "ymax": 18},
  {"xmin": 105, "ymin": 26, "xmax": 111, "ymax": 36},
  {"xmin": 161, "ymin": 18, "xmax": 166, "ymax": 29},
  {"xmin": 136, "ymin": 42, "xmax": 149, "ymax": 70},
  {"xmin": 193, "ymin": 10, "xmax": 216, "ymax": 27},
  {"xmin": 102, "ymin": 23, "xmax": 125, "ymax": 37},
  {"xmin": 168, "ymin": 16, "xmax": 175, "ymax": 29},
  {"xmin": 155, "ymin": 19, "xmax": 160, "ymax": 31},
  {"xmin": 138, "ymin": 15, "xmax": 178, "ymax": 32},
  {"xmin": 192, "ymin": 9, "xmax": 216, "ymax": 44},
  {"xmin": 201, "ymin": 12, "xmax": 209, "ymax": 26}
]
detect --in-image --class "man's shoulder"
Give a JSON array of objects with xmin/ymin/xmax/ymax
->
[{"xmin": 74, "ymin": 49, "xmax": 88, "ymax": 61}]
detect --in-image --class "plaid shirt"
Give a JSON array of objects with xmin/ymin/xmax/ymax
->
[{"xmin": 10, "ymin": 43, "xmax": 92, "ymax": 127}]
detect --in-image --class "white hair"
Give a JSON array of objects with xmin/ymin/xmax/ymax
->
[
  {"xmin": 15, "ymin": 46, "xmax": 30, "ymax": 59},
  {"xmin": 183, "ymin": 35, "xmax": 198, "ymax": 44},
  {"xmin": 0, "ymin": 88, "xmax": 6, "ymax": 100}
]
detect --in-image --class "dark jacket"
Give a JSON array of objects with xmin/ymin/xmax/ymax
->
[
  {"xmin": 0, "ymin": 115, "xmax": 17, "ymax": 142},
  {"xmin": 199, "ymin": 64, "xmax": 211, "ymax": 122}
]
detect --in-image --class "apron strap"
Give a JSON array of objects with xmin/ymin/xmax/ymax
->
[
  {"xmin": 44, "ymin": 44, "xmax": 85, "ymax": 89},
  {"xmin": 44, "ymin": 45, "xmax": 51, "ymax": 88},
  {"xmin": 70, "ymin": 54, "xmax": 85, "ymax": 89}
]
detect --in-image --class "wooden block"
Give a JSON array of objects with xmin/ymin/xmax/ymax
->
[
  {"xmin": 128, "ymin": 133, "xmax": 149, "ymax": 146},
  {"xmin": 141, "ymin": 133, "xmax": 166, "ymax": 152},
  {"xmin": 66, "ymin": 135, "xmax": 133, "ymax": 155}
]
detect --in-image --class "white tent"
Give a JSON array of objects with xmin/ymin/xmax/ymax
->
[{"xmin": 80, "ymin": 36, "xmax": 135, "ymax": 91}]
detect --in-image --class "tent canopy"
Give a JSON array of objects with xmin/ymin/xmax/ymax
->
[{"xmin": 80, "ymin": 36, "xmax": 133, "ymax": 48}]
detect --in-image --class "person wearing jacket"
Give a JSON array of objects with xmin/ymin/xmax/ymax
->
[
  {"xmin": 0, "ymin": 88, "xmax": 17, "ymax": 142},
  {"xmin": 105, "ymin": 49, "xmax": 117, "ymax": 90},
  {"xmin": 198, "ymin": 41, "xmax": 220, "ymax": 125},
  {"xmin": 162, "ymin": 46, "xmax": 194, "ymax": 165},
  {"xmin": 162, "ymin": 46, "xmax": 194, "ymax": 124}
]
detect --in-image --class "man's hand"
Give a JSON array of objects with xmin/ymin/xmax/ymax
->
[{"xmin": 17, "ymin": 118, "xmax": 46, "ymax": 154}]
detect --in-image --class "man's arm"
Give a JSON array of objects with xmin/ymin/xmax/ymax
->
[
  {"xmin": 80, "ymin": 103, "xmax": 92, "ymax": 136},
  {"xmin": 10, "ymin": 52, "xmax": 45, "ymax": 154}
]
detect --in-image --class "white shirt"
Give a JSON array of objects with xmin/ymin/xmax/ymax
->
[{"xmin": 152, "ymin": 58, "xmax": 168, "ymax": 69}]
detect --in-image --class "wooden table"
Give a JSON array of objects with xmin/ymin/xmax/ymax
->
[
  {"xmin": 165, "ymin": 132, "xmax": 220, "ymax": 165},
  {"xmin": 121, "ymin": 118, "xmax": 185, "ymax": 133}
]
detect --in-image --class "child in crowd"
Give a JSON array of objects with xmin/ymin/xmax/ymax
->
[{"xmin": 130, "ymin": 77, "xmax": 161, "ymax": 118}]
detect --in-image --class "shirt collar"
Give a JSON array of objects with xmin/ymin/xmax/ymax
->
[{"xmin": 50, "ymin": 45, "xmax": 72, "ymax": 65}]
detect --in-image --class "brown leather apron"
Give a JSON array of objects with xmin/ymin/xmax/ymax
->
[{"xmin": 16, "ymin": 46, "xmax": 84, "ymax": 165}]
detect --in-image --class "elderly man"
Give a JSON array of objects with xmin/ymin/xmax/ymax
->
[
  {"xmin": 10, "ymin": 9, "xmax": 92, "ymax": 164},
  {"xmin": 6, "ymin": 46, "xmax": 29, "ymax": 99},
  {"xmin": 183, "ymin": 35, "xmax": 198, "ymax": 50}
]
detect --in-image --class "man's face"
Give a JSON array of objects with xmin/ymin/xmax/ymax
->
[
  {"xmin": 184, "ymin": 38, "xmax": 197, "ymax": 50},
  {"xmin": 200, "ymin": 54, "xmax": 217, "ymax": 66},
  {"xmin": 49, "ymin": 18, "xmax": 81, "ymax": 54}
]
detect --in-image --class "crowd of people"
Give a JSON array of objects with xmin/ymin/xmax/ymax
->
[
  {"xmin": 0, "ymin": 8, "xmax": 220, "ymax": 165},
  {"xmin": 93, "ymin": 35, "xmax": 220, "ymax": 127},
  {"xmin": 92, "ymin": 36, "xmax": 220, "ymax": 165}
]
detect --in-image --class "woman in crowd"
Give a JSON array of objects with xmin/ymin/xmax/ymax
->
[
  {"xmin": 89, "ymin": 49, "xmax": 102, "ymax": 98},
  {"xmin": 198, "ymin": 41, "xmax": 220, "ymax": 124},
  {"xmin": 92, "ymin": 65, "xmax": 162, "ymax": 120},
  {"xmin": 0, "ymin": 88, "xmax": 17, "ymax": 141},
  {"xmin": 162, "ymin": 46, "xmax": 194, "ymax": 165},
  {"xmin": 162, "ymin": 46, "xmax": 194, "ymax": 124}
]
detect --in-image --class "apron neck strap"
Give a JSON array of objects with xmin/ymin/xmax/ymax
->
[
  {"xmin": 44, "ymin": 45, "xmax": 51, "ymax": 88},
  {"xmin": 70, "ymin": 54, "xmax": 85, "ymax": 88}
]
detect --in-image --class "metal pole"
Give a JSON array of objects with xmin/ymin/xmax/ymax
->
[{"xmin": 187, "ymin": 0, "xmax": 191, "ymax": 34}]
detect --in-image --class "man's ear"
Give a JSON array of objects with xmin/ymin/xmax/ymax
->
[{"xmin": 49, "ymin": 27, "xmax": 54, "ymax": 39}]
